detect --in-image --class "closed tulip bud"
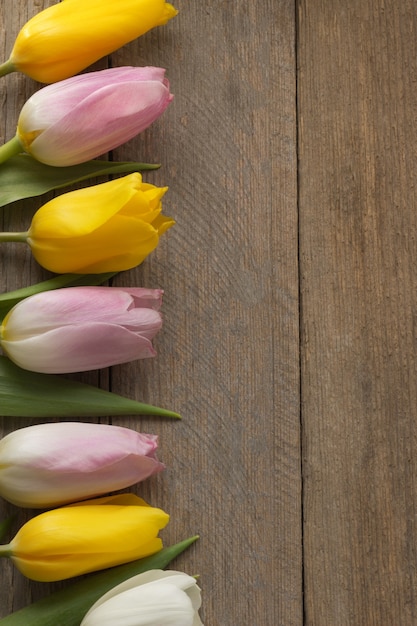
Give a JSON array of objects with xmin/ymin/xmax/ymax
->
[
  {"xmin": 0, "ymin": 0, "xmax": 178, "ymax": 84},
  {"xmin": 0, "ymin": 422, "xmax": 164, "ymax": 508},
  {"xmin": 81, "ymin": 570, "xmax": 204, "ymax": 626},
  {"xmin": 0, "ymin": 494, "xmax": 169, "ymax": 582},
  {"xmin": 0, "ymin": 286, "xmax": 164, "ymax": 374},
  {"xmin": 0, "ymin": 67, "xmax": 173, "ymax": 167},
  {"xmin": 0, "ymin": 173, "xmax": 174, "ymax": 274}
]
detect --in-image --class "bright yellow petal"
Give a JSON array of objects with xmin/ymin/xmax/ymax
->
[
  {"xmin": 29, "ymin": 174, "xmax": 144, "ymax": 239},
  {"xmin": 11, "ymin": 0, "xmax": 178, "ymax": 83},
  {"xmin": 10, "ymin": 500, "xmax": 169, "ymax": 581},
  {"xmin": 142, "ymin": 184, "xmax": 169, "ymax": 203},
  {"xmin": 25, "ymin": 174, "xmax": 173, "ymax": 274},
  {"xmin": 68, "ymin": 494, "xmax": 150, "ymax": 507},
  {"xmin": 121, "ymin": 185, "xmax": 168, "ymax": 220},
  {"xmin": 29, "ymin": 215, "xmax": 160, "ymax": 274},
  {"xmin": 153, "ymin": 214, "xmax": 176, "ymax": 236}
]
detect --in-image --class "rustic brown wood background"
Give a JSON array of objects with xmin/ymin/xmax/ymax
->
[{"xmin": 1, "ymin": 0, "xmax": 417, "ymax": 624}]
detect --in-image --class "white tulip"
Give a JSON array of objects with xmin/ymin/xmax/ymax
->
[{"xmin": 80, "ymin": 570, "xmax": 204, "ymax": 626}]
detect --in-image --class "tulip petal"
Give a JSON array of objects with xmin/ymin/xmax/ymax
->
[
  {"xmin": 81, "ymin": 584, "xmax": 195, "ymax": 626},
  {"xmin": 30, "ymin": 81, "xmax": 172, "ymax": 166},
  {"xmin": 21, "ymin": 172, "xmax": 173, "ymax": 274},
  {"xmin": 10, "ymin": 2, "xmax": 178, "ymax": 83},
  {"xmin": 9, "ymin": 495, "xmax": 169, "ymax": 581},
  {"xmin": 18, "ymin": 67, "xmax": 168, "ymax": 130},
  {"xmin": 0, "ymin": 423, "xmax": 159, "ymax": 472},
  {"xmin": 30, "ymin": 216, "xmax": 161, "ymax": 274},
  {"xmin": 0, "ymin": 287, "xmax": 164, "ymax": 373},
  {"xmin": 81, "ymin": 571, "xmax": 203, "ymax": 626},
  {"xmin": 2, "ymin": 287, "xmax": 162, "ymax": 336},
  {"xmin": 89, "ymin": 570, "xmax": 202, "ymax": 613},
  {"xmin": 71, "ymin": 494, "xmax": 149, "ymax": 507},
  {"xmin": 28, "ymin": 174, "xmax": 145, "ymax": 238},
  {"xmin": 0, "ymin": 272, "xmax": 117, "ymax": 322},
  {"xmin": 0, "ymin": 423, "xmax": 164, "ymax": 508},
  {"xmin": 26, "ymin": 173, "xmax": 170, "ymax": 273},
  {"xmin": 1, "ymin": 319, "xmax": 161, "ymax": 373},
  {"xmin": 0, "ymin": 454, "xmax": 164, "ymax": 508}
]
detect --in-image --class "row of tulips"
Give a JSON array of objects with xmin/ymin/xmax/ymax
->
[
  {"xmin": 0, "ymin": 423, "xmax": 203, "ymax": 624},
  {"xmin": 0, "ymin": 1, "xmax": 204, "ymax": 625}
]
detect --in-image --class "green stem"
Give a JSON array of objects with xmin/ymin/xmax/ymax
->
[
  {"xmin": 0, "ymin": 60, "xmax": 15, "ymax": 78},
  {"xmin": 0, "ymin": 136, "xmax": 24, "ymax": 165},
  {"xmin": 0, "ymin": 543, "xmax": 12, "ymax": 558},
  {"xmin": 0, "ymin": 231, "xmax": 28, "ymax": 243}
]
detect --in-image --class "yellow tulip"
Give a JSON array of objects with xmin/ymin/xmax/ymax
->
[
  {"xmin": 0, "ymin": 0, "xmax": 178, "ymax": 83},
  {"xmin": 0, "ymin": 494, "xmax": 169, "ymax": 582},
  {"xmin": 0, "ymin": 173, "xmax": 174, "ymax": 274}
]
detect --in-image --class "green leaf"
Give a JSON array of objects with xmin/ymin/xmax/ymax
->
[
  {"xmin": 0, "ymin": 273, "xmax": 117, "ymax": 321},
  {"xmin": 0, "ymin": 356, "xmax": 181, "ymax": 419},
  {"xmin": 0, "ymin": 155, "xmax": 160, "ymax": 207},
  {"xmin": 0, "ymin": 536, "xmax": 199, "ymax": 626}
]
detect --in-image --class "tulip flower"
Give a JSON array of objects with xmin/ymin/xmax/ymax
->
[
  {"xmin": 0, "ymin": 494, "xmax": 169, "ymax": 582},
  {"xmin": 0, "ymin": 286, "xmax": 163, "ymax": 374},
  {"xmin": 0, "ymin": 422, "xmax": 164, "ymax": 508},
  {"xmin": 80, "ymin": 570, "xmax": 204, "ymax": 626},
  {"xmin": 0, "ymin": 67, "xmax": 173, "ymax": 167},
  {"xmin": 0, "ymin": 173, "xmax": 174, "ymax": 274},
  {"xmin": 0, "ymin": 0, "xmax": 178, "ymax": 84},
  {"xmin": 0, "ymin": 538, "xmax": 199, "ymax": 626}
]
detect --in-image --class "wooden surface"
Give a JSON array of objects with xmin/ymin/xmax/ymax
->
[{"xmin": 1, "ymin": 0, "xmax": 417, "ymax": 624}]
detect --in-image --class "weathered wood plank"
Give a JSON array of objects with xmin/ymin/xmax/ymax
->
[
  {"xmin": 111, "ymin": 2, "xmax": 301, "ymax": 624},
  {"xmin": 0, "ymin": 1, "xmax": 301, "ymax": 625},
  {"xmin": 299, "ymin": 1, "xmax": 417, "ymax": 624}
]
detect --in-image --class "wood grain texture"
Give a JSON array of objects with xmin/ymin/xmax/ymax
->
[
  {"xmin": 298, "ymin": 1, "xmax": 417, "ymax": 624},
  {"xmin": 110, "ymin": 2, "xmax": 301, "ymax": 624},
  {"xmin": 0, "ymin": 1, "xmax": 300, "ymax": 625}
]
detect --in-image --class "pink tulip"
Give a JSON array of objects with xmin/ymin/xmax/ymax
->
[
  {"xmin": 0, "ymin": 286, "xmax": 163, "ymax": 373},
  {"xmin": 0, "ymin": 422, "xmax": 164, "ymax": 508},
  {"xmin": 10, "ymin": 66, "xmax": 173, "ymax": 166}
]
